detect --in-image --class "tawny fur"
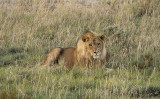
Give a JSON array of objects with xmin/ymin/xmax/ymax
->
[
  {"xmin": 42, "ymin": 48, "xmax": 61, "ymax": 66},
  {"xmin": 42, "ymin": 31, "xmax": 109, "ymax": 69}
]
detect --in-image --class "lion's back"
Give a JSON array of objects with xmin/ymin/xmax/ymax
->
[{"xmin": 59, "ymin": 47, "xmax": 76, "ymax": 68}]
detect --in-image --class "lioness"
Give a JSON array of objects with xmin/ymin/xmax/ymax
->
[{"xmin": 42, "ymin": 31, "xmax": 109, "ymax": 69}]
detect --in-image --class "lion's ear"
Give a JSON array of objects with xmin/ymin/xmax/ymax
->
[
  {"xmin": 82, "ymin": 35, "xmax": 89, "ymax": 42},
  {"xmin": 99, "ymin": 35, "xmax": 105, "ymax": 41}
]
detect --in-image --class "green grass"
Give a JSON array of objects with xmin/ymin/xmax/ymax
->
[
  {"xmin": 0, "ymin": 0, "xmax": 160, "ymax": 98},
  {"xmin": 0, "ymin": 66, "xmax": 159, "ymax": 98}
]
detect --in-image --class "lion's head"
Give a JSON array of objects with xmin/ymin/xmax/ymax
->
[{"xmin": 76, "ymin": 31, "xmax": 106, "ymax": 60}]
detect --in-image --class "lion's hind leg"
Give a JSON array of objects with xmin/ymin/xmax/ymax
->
[{"xmin": 42, "ymin": 48, "xmax": 62, "ymax": 66}]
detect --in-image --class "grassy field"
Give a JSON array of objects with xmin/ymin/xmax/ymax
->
[{"xmin": 0, "ymin": 0, "xmax": 160, "ymax": 98}]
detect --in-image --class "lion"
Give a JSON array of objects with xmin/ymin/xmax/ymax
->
[{"xmin": 42, "ymin": 31, "xmax": 109, "ymax": 69}]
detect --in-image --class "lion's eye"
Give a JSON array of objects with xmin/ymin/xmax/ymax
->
[
  {"xmin": 98, "ymin": 43, "xmax": 100, "ymax": 45},
  {"xmin": 89, "ymin": 44, "xmax": 92, "ymax": 47}
]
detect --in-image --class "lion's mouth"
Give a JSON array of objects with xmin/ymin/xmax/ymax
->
[{"xmin": 93, "ymin": 55, "xmax": 100, "ymax": 59}]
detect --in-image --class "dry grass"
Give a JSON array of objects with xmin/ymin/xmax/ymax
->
[{"xmin": 0, "ymin": 0, "xmax": 160, "ymax": 98}]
